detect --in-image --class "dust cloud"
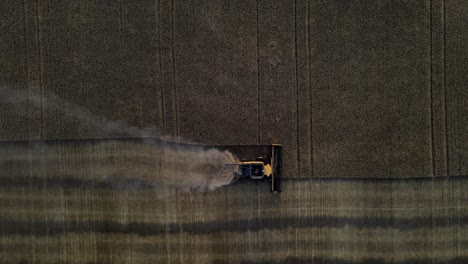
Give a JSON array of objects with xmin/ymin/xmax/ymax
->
[
  {"xmin": 0, "ymin": 139, "xmax": 240, "ymax": 191},
  {"xmin": 0, "ymin": 86, "xmax": 240, "ymax": 191}
]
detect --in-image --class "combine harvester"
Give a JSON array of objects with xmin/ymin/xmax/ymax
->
[{"xmin": 224, "ymin": 144, "xmax": 282, "ymax": 193}]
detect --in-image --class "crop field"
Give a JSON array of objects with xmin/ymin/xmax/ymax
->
[{"xmin": 0, "ymin": 0, "xmax": 467, "ymax": 262}]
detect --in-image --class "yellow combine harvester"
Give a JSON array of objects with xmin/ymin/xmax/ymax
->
[{"xmin": 228, "ymin": 144, "xmax": 282, "ymax": 193}]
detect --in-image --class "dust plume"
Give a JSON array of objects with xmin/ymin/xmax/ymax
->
[
  {"xmin": 0, "ymin": 139, "xmax": 240, "ymax": 191},
  {"xmin": 0, "ymin": 86, "xmax": 240, "ymax": 191},
  {"xmin": 0, "ymin": 85, "xmax": 161, "ymax": 138}
]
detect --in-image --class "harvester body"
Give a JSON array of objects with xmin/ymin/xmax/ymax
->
[
  {"xmin": 237, "ymin": 161, "xmax": 272, "ymax": 180},
  {"xmin": 227, "ymin": 144, "xmax": 282, "ymax": 193}
]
